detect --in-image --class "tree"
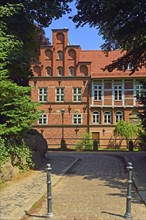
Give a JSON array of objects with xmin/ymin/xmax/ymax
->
[
  {"xmin": 113, "ymin": 120, "xmax": 139, "ymax": 148},
  {"xmin": 72, "ymin": 0, "xmax": 146, "ymax": 73},
  {"xmin": 0, "ymin": 1, "xmax": 72, "ymax": 85}
]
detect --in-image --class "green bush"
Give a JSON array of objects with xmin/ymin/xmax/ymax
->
[
  {"xmin": 75, "ymin": 132, "xmax": 93, "ymax": 151},
  {"xmin": 0, "ymin": 137, "xmax": 9, "ymax": 166}
]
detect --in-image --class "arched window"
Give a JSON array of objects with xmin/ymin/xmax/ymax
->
[
  {"xmin": 115, "ymin": 111, "xmax": 123, "ymax": 123},
  {"xmin": 104, "ymin": 111, "xmax": 111, "ymax": 124},
  {"xmin": 92, "ymin": 111, "xmax": 100, "ymax": 124},
  {"xmin": 33, "ymin": 65, "xmax": 41, "ymax": 76},
  {"xmin": 57, "ymin": 51, "xmax": 63, "ymax": 60},
  {"xmin": 46, "ymin": 67, "xmax": 51, "ymax": 76},
  {"xmin": 68, "ymin": 49, "xmax": 76, "ymax": 59},
  {"xmin": 44, "ymin": 49, "xmax": 52, "ymax": 59},
  {"xmin": 80, "ymin": 65, "xmax": 88, "ymax": 76},
  {"xmin": 56, "ymin": 33, "xmax": 64, "ymax": 43},
  {"xmin": 69, "ymin": 67, "xmax": 75, "ymax": 76},
  {"xmin": 58, "ymin": 67, "xmax": 63, "ymax": 76}
]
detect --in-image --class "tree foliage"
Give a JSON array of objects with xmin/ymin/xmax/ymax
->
[
  {"xmin": 73, "ymin": 0, "xmax": 146, "ymax": 73},
  {"xmin": 113, "ymin": 120, "xmax": 139, "ymax": 147}
]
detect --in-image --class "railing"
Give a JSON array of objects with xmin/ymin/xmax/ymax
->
[{"xmin": 46, "ymin": 137, "xmax": 140, "ymax": 150}]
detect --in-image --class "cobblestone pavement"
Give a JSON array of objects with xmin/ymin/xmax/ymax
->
[
  {"xmin": 22, "ymin": 153, "xmax": 146, "ymax": 220},
  {"xmin": 0, "ymin": 154, "xmax": 77, "ymax": 220}
]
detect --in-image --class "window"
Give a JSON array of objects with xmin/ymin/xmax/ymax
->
[
  {"xmin": 69, "ymin": 67, "xmax": 75, "ymax": 76},
  {"xmin": 73, "ymin": 88, "xmax": 82, "ymax": 102},
  {"xmin": 123, "ymin": 63, "xmax": 133, "ymax": 71},
  {"xmin": 58, "ymin": 67, "xmax": 63, "ymax": 76},
  {"xmin": 94, "ymin": 85, "xmax": 102, "ymax": 100},
  {"xmin": 38, "ymin": 114, "xmax": 47, "ymax": 125},
  {"xmin": 104, "ymin": 111, "xmax": 111, "ymax": 124},
  {"xmin": 73, "ymin": 114, "xmax": 82, "ymax": 124},
  {"xmin": 38, "ymin": 88, "xmax": 47, "ymax": 102},
  {"xmin": 58, "ymin": 51, "xmax": 63, "ymax": 60},
  {"xmin": 56, "ymin": 88, "xmax": 64, "ymax": 102},
  {"xmin": 92, "ymin": 111, "xmax": 100, "ymax": 124},
  {"xmin": 136, "ymin": 84, "xmax": 143, "ymax": 99},
  {"xmin": 46, "ymin": 67, "xmax": 51, "ymax": 76},
  {"xmin": 114, "ymin": 85, "xmax": 122, "ymax": 100},
  {"xmin": 115, "ymin": 111, "xmax": 123, "ymax": 123}
]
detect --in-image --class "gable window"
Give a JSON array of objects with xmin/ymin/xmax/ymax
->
[
  {"xmin": 114, "ymin": 85, "xmax": 122, "ymax": 100},
  {"xmin": 38, "ymin": 88, "xmax": 47, "ymax": 102},
  {"xmin": 58, "ymin": 51, "xmax": 63, "ymax": 60},
  {"xmin": 73, "ymin": 88, "xmax": 82, "ymax": 102},
  {"xmin": 73, "ymin": 114, "xmax": 82, "ymax": 124},
  {"xmin": 46, "ymin": 67, "xmax": 51, "ymax": 76},
  {"xmin": 58, "ymin": 67, "xmax": 63, "ymax": 76},
  {"xmin": 94, "ymin": 85, "xmax": 102, "ymax": 100},
  {"xmin": 56, "ymin": 88, "xmax": 64, "ymax": 102},
  {"xmin": 69, "ymin": 67, "xmax": 75, "ymax": 76},
  {"xmin": 104, "ymin": 111, "xmax": 111, "ymax": 124},
  {"xmin": 92, "ymin": 111, "xmax": 100, "ymax": 124},
  {"xmin": 38, "ymin": 113, "xmax": 48, "ymax": 125},
  {"xmin": 115, "ymin": 111, "xmax": 123, "ymax": 123}
]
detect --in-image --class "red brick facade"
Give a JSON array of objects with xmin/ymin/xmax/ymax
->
[{"xmin": 29, "ymin": 29, "xmax": 146, "ymax": 149}]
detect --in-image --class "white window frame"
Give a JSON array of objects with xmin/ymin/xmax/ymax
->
[
  {"xmin": 92, "ymin": 111, "xmax": 100, "ymax": 124},
  {"xmin": 58, "ymin": 67, "xmax": 63, "ymax": 76},
  {"xmin": 73, "ymin": 114, "xmax": 82, "ymax": 124},
  {"xmin": 46, "ymin": 67, "xmax": 51, "ymax": 76},
  {"xmin": 114, "ymin": 85, "xmax": 122, "ymax": 101},
  {"xmin": 56, "ymin": 88, "xmax": 64, "ymax": 102},
  {"xmin": 104, "ymin": 111, "xmax": 111, "ymax": 124},
  {"xmin": 73, "ymin": 88, "xmax": 82, "ymax": 102},
  {"xmin": 69, "ymin": 67, "xmax": 75, "ymax": 76},
  {"xmin": 136, "ymin": 84, "xmax": 143, "ymax": 99},
  {"xmin": 38, "ymin": 88, "xmax": 48, "ymax": 102},
  {"xmin": 38, "ymin": 113, "xmax": 48, "ymax": 125},
  {"xmin": 94, "ymin": 85, "xmax": 102, "ymax": 101},
  {"xmin": 115, "ymin": 111, "xmax": 123, "ymax": 123}
]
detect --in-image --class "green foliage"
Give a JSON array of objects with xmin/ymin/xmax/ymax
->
[
  {"xmin": 73, "ymin": 0, "xmax": 145, "ymax": 72},
  {"xmin": 0, "ymin": 137, "xmax": 9, "ymax": 166},
  {"xmin": 113, "ymin": 120, "xmax": 139, "ymax": 147},
  {"xmin": 8, "ymin": 143, "xmax": 34, "ymax": 171},
  {"xmin": 0, "ymin": 78, "xmax": 40, "ymax": 140},
  {"xmin": 75, "ymin": 132, "xmax": 93, "ymax": 151}
]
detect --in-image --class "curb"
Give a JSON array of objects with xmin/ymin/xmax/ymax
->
[{"xmin": 18, "ymin": 157, "xmax": 79, "ymax": 220}]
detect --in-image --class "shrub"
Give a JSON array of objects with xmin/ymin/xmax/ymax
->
[
  {"xmin": 0, "ymin": 137, "xmax": 9, "ymax": 166},
  {"xmin": 75, "ymin": 132, "xmax": 93, "ymax": 151}
]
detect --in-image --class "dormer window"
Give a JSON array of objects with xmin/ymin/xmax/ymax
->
[
  {"xmin": 58, "ymin": 67, "xmax": 63, "ymax": 76},
  {"xmin": 69, "ymin": 67, "xmax": 75, "ymax": 76},
  {"xmin": 58, "ymin": 51, "xmax": 63, "ymax": 60},
  {"xmin": 123, "ymin": 63, "xmax": 134, "ymax": 71}
]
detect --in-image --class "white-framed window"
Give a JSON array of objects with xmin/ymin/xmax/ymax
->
[
  {"xmin": 38, "ymin": 113, "xmax": 48, "ymax": 125},
  {"xmin": 115, "ymin": 111, "xmax": 123, "ymax": 123},
  {"xmin": 46, "ymin": 67, "xmax": 51, "ymax": 76},
  {"xmin": 69, "ymin": 67, "xmax": 75, "ymax": 76},
  {"xmin": 114, "ymin": 85, "xmax": 122, "ymax": 100},
  {"xmin": 104, "ymin": 111, "xmax": 111, "ymax": 124},
  {"xmin": 58, "ymin": 67, "xmax": 63, "ymax": 76},
  {"xmin": 123, "ymin": 63, "xmax": 133, "ymax": 71},
  {"xmin": 57, "ymin": 51, "xmax": 63, "ymax": 60},
  {"xmin": 73, "ymin": 88, "xmax": 82, "ymax": 102},
  {"xmin": 136, "ymin": 84, "xmax": 143, "ymax": 99},
  {"xmin": 38, "ymin": 88, "xmax": 48, "ymax": 102},
  {"xmin": 73, "ymin": 114, "xmax": 82, "ymax": 124},
  {"xmin": 94, "ymin": 85, "xmax": 102, "ymax": 100},
  {"xmin": 56, "ymin": 88, "xmax": 64, "ymax": 102},
  {"xmin": 92, "ymin": 111, "xmax": 100, "ymax": 124}
]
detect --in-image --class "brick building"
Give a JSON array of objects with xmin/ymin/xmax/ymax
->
[{"xmin": 29, "ymin": 28, "xmax": 146, "ymax": 149}]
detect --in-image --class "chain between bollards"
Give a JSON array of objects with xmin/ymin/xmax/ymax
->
[
  {"xmin": 46, "ymin": 163, "xmax": 53, "ymax": 218},
  {"xmin": 124, "ymin": 162, "xmax": 133, "ymax": 219}
]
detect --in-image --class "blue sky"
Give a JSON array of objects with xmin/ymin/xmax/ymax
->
[{"xmin": 44, "ymin": 2, "xmax": 104, "ymax": 50}]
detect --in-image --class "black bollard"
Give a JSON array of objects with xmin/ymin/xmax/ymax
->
[
  {"xmin": 124, "ymin": 162, "xmax": 133, "ymax": 219},
  {"xmin": 93, "ymin": 139, "xmax": 98, "ymax": 151},
  {"xmin": 46, "ymin": 163, "xmax": 53, "ymax": 218}
]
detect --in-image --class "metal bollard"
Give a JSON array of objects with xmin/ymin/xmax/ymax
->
[
  {"xmin": 46, "ymin": 163, "xmax": 53, "ymax": 218},
  {"xmin": 124, "ymin": 162, "xmax": 133, "ymax": 219}
]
